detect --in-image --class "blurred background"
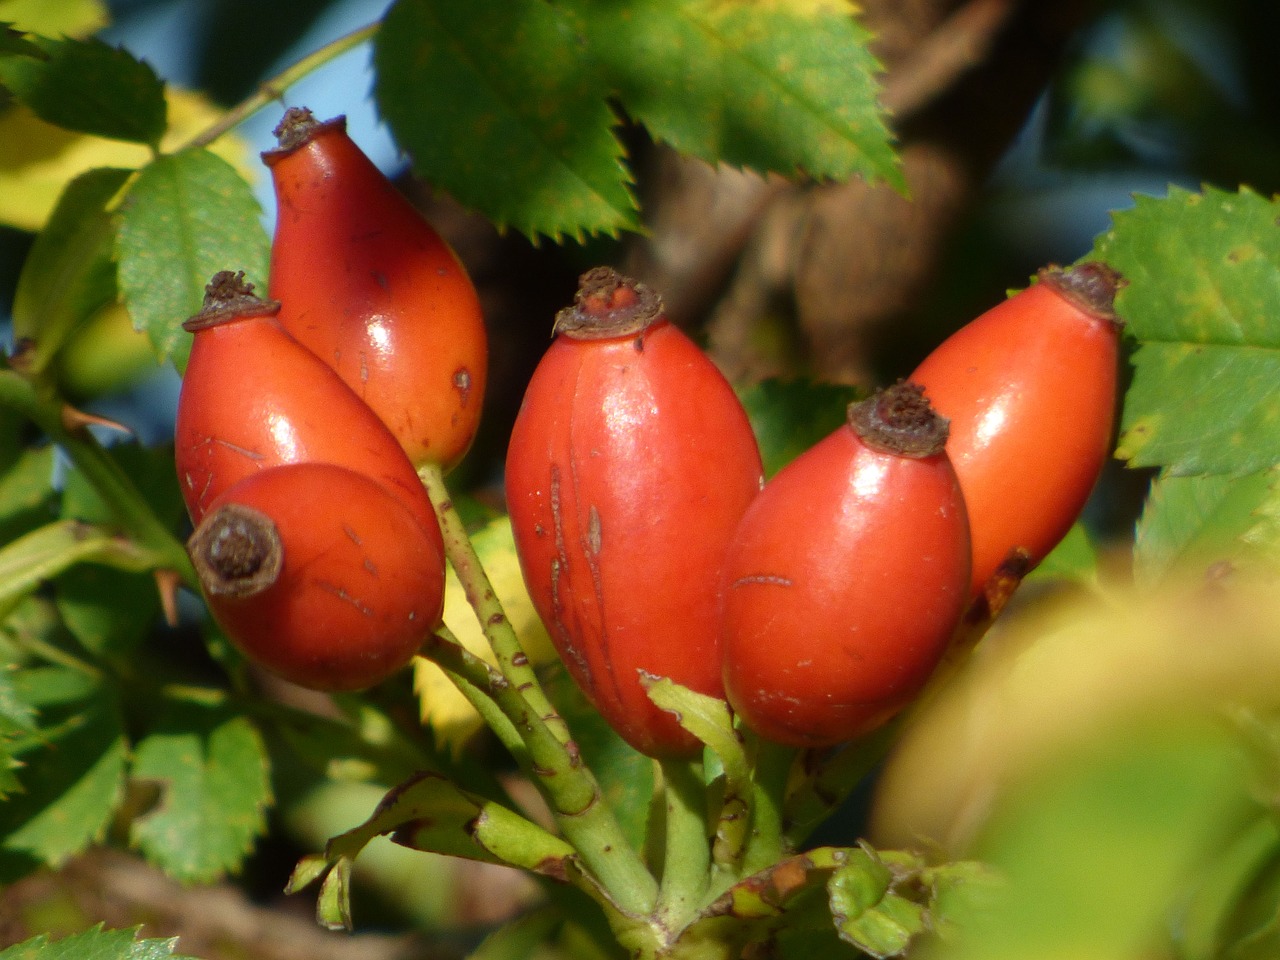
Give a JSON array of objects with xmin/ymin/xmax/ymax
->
[{"xmin": 3, "ymin": 0, "xmax": 1280, "ymax": 957}]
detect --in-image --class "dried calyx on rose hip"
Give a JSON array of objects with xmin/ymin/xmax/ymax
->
[
  {"xmin": 174, "ymin": 270, "xmax": 438, "ymax": 539},
  {"xmin": 189, "ymin": 463, "xmax": 445, "ymax": 692}
]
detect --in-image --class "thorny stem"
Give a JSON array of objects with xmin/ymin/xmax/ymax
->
[
  {"xmin": 177, "ymin": 21, "xmax": 380, "ymax": 153},
  {"xmin": 0, "ymin": 368, "xmax": 195, "ymax": 588},
  {"xmin": 419, "ymin": 463, "xmax": 659, "ymax": 917}
]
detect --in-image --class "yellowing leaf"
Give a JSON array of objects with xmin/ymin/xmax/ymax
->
[
  {"xmin": 0, "ymin": 0, "xmax": 109, "ymax": 37},
  {"xmin": 0, "ymin": 87, "xmax": 257, "ymax": 232},
  {"xmin": 414, "ymin": 516, "xmax": 553, "ymax": 755}
]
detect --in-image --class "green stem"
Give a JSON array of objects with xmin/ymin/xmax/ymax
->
[
  {"xmin": 740, "ymin": 736, "xmax": 796, "ymax": 877},
  {"xmin": 783, "ymin": 722, "xmax": 899, "ymax": 846},
  {"xmin": 419, "ymin": 463, "xmax": 659, "ymax": 917},
  {"xmin": 0, "ymin": 370, "xmax": 195, "ymax": 587},
  {"xmin": 179, "ymin": 21, "xmax": 380, "ymax": 152},
  {"xmin": 420, "ymin": 626, "xmax": 529, "ymax": 764},
  {"xmin": 419, "ymin": 463, "xmax": 570, "ymax": 743},
  {"xmin": 656, "ymin": 757, "xmax": 712, "ymax": 927}
]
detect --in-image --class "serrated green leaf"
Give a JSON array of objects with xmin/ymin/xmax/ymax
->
[
  {"xmin": 0, "ymin": 667, "xmax": 127, "ymax": 882},
  {"xmin": 0, "ymin": 925, "xmax": 198, "ymax": 960},
  {"xmin": 11, "ymin": 166, "xmax": 130, "ymax": 372},
  {"xmin": 565, "ymin": 0, "xmax": 901, "ymax": 188},
  {"xmin": 0, "ymin": 35, "xmax": 165, "ymax": 146},
  {"xmin": 114, "ymin": 149, "xmax": 269, "ymax": 369},
  {"xmin": 1092, "ymin": 186, "xmax": 1280, "ymax": 476},
  {"xmin": 374, "ymin": 0, "xmax": 636, "ymax": 241},
  {"xmin": 1134, "ymin": 469, "xmax": 1280, "ymax": 587},
  {"xmin": 0, "ymin": 1, "xmax": 109, "ymax": 38},
  {"xmin": 0, "ymin": 666, "xmax": 36, "ymax": 799},
  {"xmin": 741, "ymin": 378, "xmax": 862, "ymax": 477},
  {"xmin": 129, "ymin": 699, "xmax": 270, "ymax": 884}
]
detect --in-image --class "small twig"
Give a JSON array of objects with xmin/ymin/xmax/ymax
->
[{"xmin": 177, "ymin": 21, "xmax": 380, "ymax": 153}]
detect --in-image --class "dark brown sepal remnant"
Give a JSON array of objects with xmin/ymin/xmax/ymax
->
[
  {"xmin": 847, "ymin": 381, "xmax": 949, "ymax": 458},
  {"xmin": 183, "ymin": 271, "xmax": 281, "ymax": 332},
  {"xmin": 1037, "ymin": 261, "xmax": 1125, "ymax": 326},
  {"xmin": 261, "ymin": 106, "xmax": 347, "ymax": 162},
  {"xmin": 188, "ymin": 502, "xmax": 283, "ymax": 598},
  {"xmin": 553, "ymin": 267, "xmax": 665, "ymax": 340}
]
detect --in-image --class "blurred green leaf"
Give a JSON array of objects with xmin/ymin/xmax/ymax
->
[
  {"xmin": 913, "ymin": 717, "xmax": 1260, "ymax": 960},
  {"xmin": 0, "ymin": 445, "xmax": 55, "ymax": 544},
  {"xmin": 0, "ymin": 520, "xmax": 154, "ymax": 619},
  {"xmin": 114, "ymin": 149, "xmax": 269, "ymax": 369},
  {"xmin": 129, "ymin": 698, "xmax": 271, "ymax": 884},
  {"xmin": 1134, "ymin": 468, "xmax": 1280, "ymax": 587},
  {"xmin": 0, "ymin": 35, "xmax": 165, "ymax": 146},
  {"xmin": 0, "ymin": 924, "xmax": 199, "ymax": 960},
  {"xmin": 740, "ymin": 379, "xmax": 862, "ymax": 477},
  {"xmin": 10, "ymin": 167, "xmax": 129, "ymax": 371},
  {"xmin": 470, "ymin": 907, "xmax": 564, "ymax": 960},
  {"xmin": 0, "ymin": 666, "xmax": 127, "ymax": 882},
  {"xmin": 374, "ymin": 0, "xmax": 634, "ymax": 242},
  {"xmin": 1029, "ymin": 522, "xmax": 1099, "ymax": 585},
  {"xmin": 563, "ymin": 0, "xmax": 901, "ymax": 189},
  {"xmin": 1092, "ymin": 186, "xmax": 1280, "ymax": 476}
]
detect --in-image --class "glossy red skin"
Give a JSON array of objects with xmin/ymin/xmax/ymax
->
[
  {"xmin": 175, "ymin": 310, "xmax": 438, "ymax": 540},
  {"xmin": 265, "ymin": 118, "xmax": 488, "ymax": 471},
  {"xmin": 910, "ymin": 280, "xmax": 1120, "ymax": 598},
  {"xmin": 720, "ymin": 426, "xmax": 970, "ymax": 748},
  {"xmin": 196, "ymin": 464, "xmax": 445, "ymax": 691},
  {"xmin": 506, "ymin": 319, "xmax": 764, "ymax": 758}
]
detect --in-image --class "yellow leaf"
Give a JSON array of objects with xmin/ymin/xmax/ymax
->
[
  {"xmin": 0, "ymin": 88, "xmax": 259, "ymax": 232},
  {"xmin": 0, "ymin": 0, "xmax": 109, "ymax": 36},
  {"xmin": 415, "ymin": 515, "xmax": 553, "ymax": 756}
]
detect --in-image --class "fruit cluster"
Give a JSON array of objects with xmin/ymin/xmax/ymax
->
[
  {"xmin": 179, "ymin": 107, "xmax": 1122, "ymax": 751},
  {"xmin": 507, "ymin": 263, "xmax": 1121, "ymax": 753},
  {"xmin": 177, "ymin": 106, "xmax": 486, "ymax": 690}
]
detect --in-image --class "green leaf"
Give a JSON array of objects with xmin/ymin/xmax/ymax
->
[
  {"xmin": 0, "ymin": 519, "xmax": 155, "ymax": 618},
  {"xmin": 0, "ymin": 667, "xmax": 127, "ymax": 882},
  {"xmin": 129, "ymin": 698, "xmax": 271, "ymax": 883},
  {"xmin": 1092, "ymin": 186, "xmax": 1280, "ymax": 476},
  {"xmin": 912, "ymin": 717, "xmax": 1259, "ymax": 960},
  {"xmin": 740, "ymin": 378, "xmax": 862, "ymax": 477},
  {"xmin": 0, "ymin": 667, "xmax": 36, "ymax": 799},
  {"xmin": 0, "ymin": 925, "xmax": 199, "ymax": 960},
  {"xmin": 374, "ymin": 0, "xmax": 636, "ymax": 241},
  {"xmin": 0, "ymin": 445, "xmax": 55, "ymax": 544},
  {"xmin": 1134, "ymin": 468, "xmax": 1280, "ymax": 587},
  {"xmin": 469, "ymin": 907, "xmax": 564, "ymax": 960},
  {"xmin": 1028, "ymin": 523, "xmax": 1099, "ymax": 585},
  {"xmin": 0, "ymin": 34, "xmax": 165, "ymax": 146},
  {"xmin": 11, "ymin": 167, "xmax": 130, "ymax": 372},
  {"xmin": 565, "ymin": 0, "xmax": 901, "ymax": 189},
  {"xmin": 114, "ymin": 149, "xmax": 269, "ymax": 369}
]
